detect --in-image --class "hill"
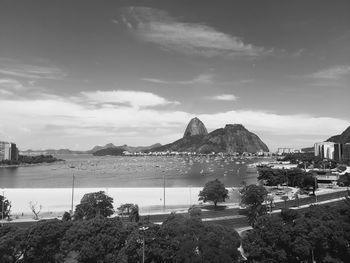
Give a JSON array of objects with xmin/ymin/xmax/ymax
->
[
  {"xmin": 150, "ymin": 119, "xmax": 269, "ymax": 154},
  {"xmin": 327, "ymin": 126, "xmax": 350, "ymax": 144}
]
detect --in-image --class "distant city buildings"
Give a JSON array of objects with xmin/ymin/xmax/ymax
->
[
  {"xmin": 314, "ymin": 141, "xmax": 350, "ymax": 162},
  {"xmin": 276, "ymin": 148, "xmax": 300, "ymax": 156},
  {"xmin": 0, "ymin": 141, "xmax": 19, "ymax": 161}
]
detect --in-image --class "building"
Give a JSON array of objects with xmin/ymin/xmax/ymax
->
[
  {"xmin": 314, "ymin": 142, "xmax": 335, "ymax": 159},
  {"xmin": 334, "ymin": 143, "xmax": 343, "ymax": 162},
  {"xmin": 343, "ymin": 144, "xmax": 350, "ymax": 162},
  {"xmin": 0, "ymin": 141, "xmax": 19, "ymax": 161},
  {"xmin": 277, "ymin": 148, "xmax": 295, "ymax": 155},
  {"xmin": 314, "ymin": 141, "xmax": 350, "ymax": 163}
]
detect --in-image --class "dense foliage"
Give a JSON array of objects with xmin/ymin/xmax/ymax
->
[
  {"xmin": 74, "ymin": 191, "xmax": 114, "ymax": 220},
  {"xmin": 240, "ymin": 185, "xmax": 268, "ymax": 226},
  {"xmin": 198, "ymin": 179, "xmax": 229, "ymax": 207},
  {"xmin": 258, "ymin": 168, "xmax": 317, "ymax": 193},
  {"xmin": 0, "ymin": 214, "xmax": 242, "ymax": 263},
  {"xmin": 242, "ymin": 200, "xmax": 350, "ymax": 263},
  {"xmin": 282, "ymin": 153, "xmax": 338, "ymax": 169},
  {"xmin": 0, "ymin": 195, "xmax": 11, "ymax": 220},
  {"xmin": 0, "ymin": 155, "xmax": 62, "ymax": 166}
]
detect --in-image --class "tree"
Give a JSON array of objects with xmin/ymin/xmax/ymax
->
[
  {"xmin": 119, "ymin": 214, "xmax": 242, "ymax": 263},
  {"xmin": 74, "ymin": 191, "xmax": 114, "ymax": 220},
  {"xmin": 303, "ymin": 174, "xmax": 317, "ymax": 195},
  {"xmin": 240, "ymin": 185, "xmax": 268, "ymax": 226},
  {"xmin": 62, "ymin": 211, "xmax": 71, "ymax": 221},
  {"xmin": 29, "ymin": 201, "xmax": 42, "ymax": 220},
  {"xmin": 117, "ymin": 203, "xmax": 134, "ymax": 216},
  {"xmin": 281, "ymin": 195, "xmax": 289, "ymax": 209},
  {"xmin": 265, "ymin": 195, "xmax": 274, "ymax": 213},
  {"xmin": 198, "ymin": 179, "xmax": 228, "ymax": 207},
  {"xmin": 240, "ymin": 185, "xmax": 268, "ymax": 208},
  {"xmin": 338, "ymin": 173, "xmax": 350, "ymax": 186},
  {"xmin": 59, "ymin": 217, "xmax": 130, "ymax": 263},
  {"xmin": 128, "ymin": 204, "xmax": 139, "ymax": 223},
  {"xmin": 188, "ymin": 206, "xmax": 202, "ymax": 218},
  {"xmin": 0, "ymin": 195, "xmax": 11, "ymax": 220},
  {"xmin": 242, "ymin": 203, "xmax": 350, "ymax": 263}
]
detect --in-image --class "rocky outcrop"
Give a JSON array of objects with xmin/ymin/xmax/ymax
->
[
  {"xmin": 151, "ymin": 121, "xmax": 269, "ymax": 154},
  {"xmin": 183, "ymin": 117, "xmax": 208, "ymax": 137},
  {"xmin": 327, "ymin": 126, "xmax": 350, "ymax": 144}
]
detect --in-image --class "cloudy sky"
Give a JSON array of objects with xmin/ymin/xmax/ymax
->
[{"xmin": 0, "ymin": 0, "xmax": 349, "ymax": 151}]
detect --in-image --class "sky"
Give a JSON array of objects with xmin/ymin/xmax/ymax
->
[{"xmin": 0, "ymin": 0, "xmax": 349, "ymax": 151}]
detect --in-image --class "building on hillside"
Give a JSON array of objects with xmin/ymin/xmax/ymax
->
[{"xmin": 0, "ymin": 141, "xmax": 19, "ymax": 161}]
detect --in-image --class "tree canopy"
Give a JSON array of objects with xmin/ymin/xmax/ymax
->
[
  {"xmin": 0, "ymin": 195, "xmax": 11, "ymax": 220},
  {"xmin": 242, "ymin": 201, "xmax": 350, "ymax": 263},
  {"xmin": 198, "ymin": 179, "xmax": 229, "ymax": 207},
  {"xmin": 74, "ymin": 191, "xmax": 114, "ymax": 220},
  {"xmin": 240, "ymin": 184, "xmax": 268, "ymax": 226}
]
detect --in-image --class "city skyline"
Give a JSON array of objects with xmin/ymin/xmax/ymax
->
[{"xmin": 0, "ymin": 0, "xmax": 350, "ymax": 151}]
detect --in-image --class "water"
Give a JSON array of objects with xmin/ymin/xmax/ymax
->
[{"xmin": 0, "ymin": 154, "xmax": 266, "ymax": 188}]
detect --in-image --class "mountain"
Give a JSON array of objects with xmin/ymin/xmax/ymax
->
[
  {"xmin": 88, "ymin": 143, "xmax": 162, "ymax": 153},
  {"xmin": 150, "ymin": 119, "xmax": 269, "ymax": 154},
  {"xmin": 327, "ymin": 126, "xmax": 350, "ymax": 144},
  {"xmin": 183, "ymin": 117, "xmax": 208, "ymax": 137},
  {"xmin": 88, "ymin": 143, "xmax": 117, "ymax": 153},
  {"xmin": 92, "ymin": 147, "xmax": 125, "ymax": 156}
]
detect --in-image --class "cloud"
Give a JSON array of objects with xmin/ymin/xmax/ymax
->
[
  {"xmin": 119, "ymin": 7, "xmax": 269, "ymax": 58},
  {"xmin": 1, "ymin": 87, "xmax": 349, "ymax": 150},
  {"xmin": 308, "ymin": 65, "xmax": 350, "ymax": 80},
  {"xmin": 211, "ymin": 94, "xmax": 238, "ymax": 101},
  {"xmin": 142, "ymin": 73, "xmax": 214, "ymax": 85},
  {"xmin": 0, "ymin": 59, "xmax": 65, "ymax": 79},
  {"xmin": 80, "ymin": 90, "xmax": 179, "ymax": 108}
]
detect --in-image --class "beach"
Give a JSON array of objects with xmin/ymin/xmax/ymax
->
[{"xmin": 3, "ymin": 187, "xmax": 241, "ymax": 217}]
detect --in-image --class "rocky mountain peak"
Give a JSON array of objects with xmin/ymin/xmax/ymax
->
[
  {"xmin": 183, "ymin": 117, "xmax": 208, "ymax": 138},
  {"xmin": 224, "ymin": 124, "xmax": 246, "ymax": 131}
]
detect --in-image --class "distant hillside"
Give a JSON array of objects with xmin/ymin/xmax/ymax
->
[
  {"xmin": 149, "ymin": 119, "xmax": 269, "ymax": 154},
  {"xmin": 88, "ymin": 143, "xmax": 162, "ymax": 154},
  {"xmin": 92, "ymin": 147, "xmax": 125, "ymax": 156},
  {"xmin": 327, "ymin": 126, "xmax": 350, "ymax": 144}
]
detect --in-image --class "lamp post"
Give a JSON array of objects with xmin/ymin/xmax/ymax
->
[
  {"xmin": 139, "ymin": 226, "xmax": 149, "ymax": 263},
  {"xmin": 68, "ymin": 164, "xmax": 77, "ymax": 215},
  {"xmin": 1, "ymin": 189, "xmax": 4, "ymax": 226},
  {"xmin": 314, "ymin": 176, "xmax": 317, "ymax": 204},
  {"xmin": 163, "ymin": 171, "xmax": 166, "ymax": 209},
  {"xmin": 71, "ymin": 173, "xmax": 75, "ymax": 214}
]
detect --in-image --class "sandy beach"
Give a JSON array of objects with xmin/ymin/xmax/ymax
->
[{"xmin": 3, "ymin": 187, "xmax": 240, "ymax": 218}]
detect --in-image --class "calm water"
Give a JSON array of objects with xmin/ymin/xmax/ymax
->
[{"xmin": 0, "ymin": 154, "xmax": 268, "ymax": 188}]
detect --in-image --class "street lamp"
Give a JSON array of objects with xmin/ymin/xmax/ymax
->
[
  {"xmin": 68, "ymin": 164, "xmax": 79, "ymax": 215},
  {"xmin": 1, "ymin": 189, "xmax": 4, "ymax": 226},
  {"xmin": 139, "ymin": 226, "xmax": 149, "ymax": 263},
  {"xmin": 162, "ymin": 170, "xmax": 166, "ymax": 209},
  {"xmin": 314, "ymin": 176, "xmax": 318, "ymax": 204}
]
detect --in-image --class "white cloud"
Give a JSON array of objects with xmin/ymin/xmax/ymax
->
[
  {"xmin": 0, "ymin": 78, "xmax": 25, "ymax": 90},
  {"xmin": 80, "ymin": 90, "xmax": 179, "ymax": 108},
  {"xmin": 308, "ymin": 65, "xmax": 350, "ymax": 80},
  {"xmin": 0, "ymin": 59, "xmax": 65, "ymax": 79},
  {"xmin": 1, "ymin": 88, "xmax": 349, "ymax": 150},
  {"xmin": 211, "ymin": 94, "xmax": 238, "ymax": 101},
  {"xmin": 142, "ymin": 73, "xmax": 214, "ymax": 85},
  {"xmin": 120, "ymin": 7, "xmax": 269, "ymax": 58}
]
